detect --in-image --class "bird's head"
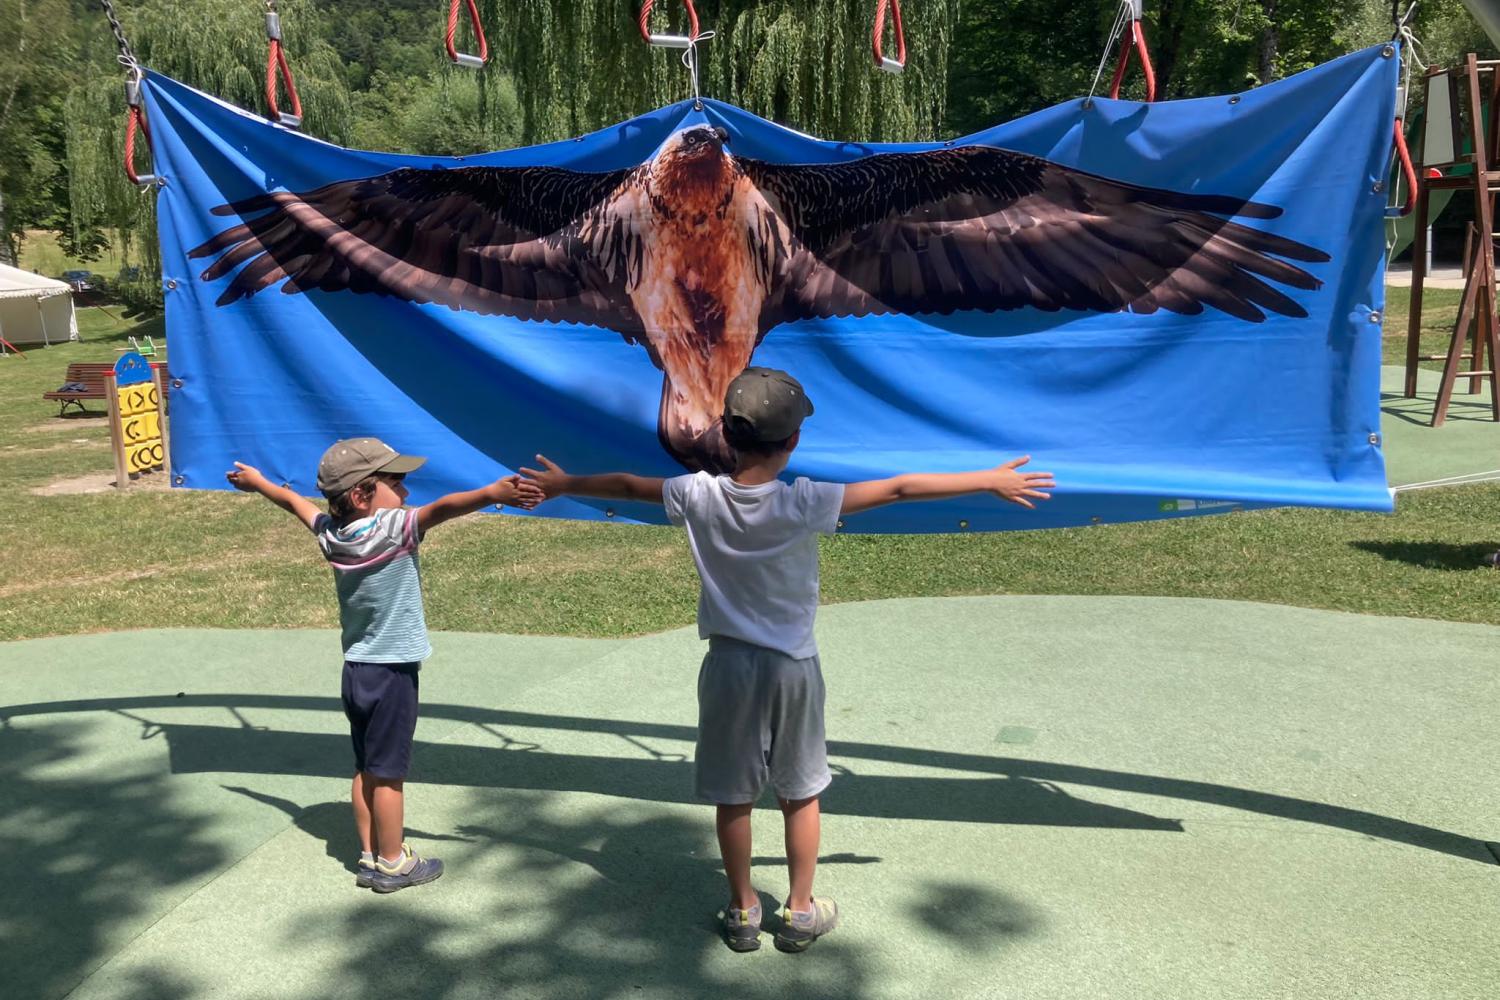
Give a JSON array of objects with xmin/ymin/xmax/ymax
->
[{"xmin": 651, "ymin": 126, "xmax": 734, "ymax": 200}]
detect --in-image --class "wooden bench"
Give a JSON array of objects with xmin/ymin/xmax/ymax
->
[{"xmin": 43, "ymin": 361, "xmax": 171, "ymax": 416}]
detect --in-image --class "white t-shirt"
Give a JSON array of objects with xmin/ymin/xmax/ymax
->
[{"xmin": 662, "ymin": 472, "xmax": 845, "ymax": 659}]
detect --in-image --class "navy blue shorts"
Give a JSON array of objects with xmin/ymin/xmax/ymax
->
[{"xmin": 341, "ymin": 661, "xmax": 421, "ymax": 779}]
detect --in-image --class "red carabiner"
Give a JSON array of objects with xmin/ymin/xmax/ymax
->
[
  {"xmin": 123, "ymin": 74, "xmax": 156, "ymax": 186},
  {"xmin": 1108, "ymin": 17, "xmax": 1157, "ymax": 102},
  {"xmin": 639, "ymin": 0, "xmax": 700, "ymax": 48},
  {"xmin": 446, "ymin": 0, "xmax": 488, "ymax": 68},
  {"xmin": 873, "ymin": 0, "xmax": 906, "ymax": 73},
  {"xmin": 265, "ymin": 10, "xmax": 303, "ymax": 127}
]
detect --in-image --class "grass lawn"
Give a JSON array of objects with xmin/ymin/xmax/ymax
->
[
  {"xmin": 1380, "ymin": 286, "xmax": 1468, "ymax": 372},
  {"xmin": 15, "ymin": 230, "xmax": 128, "ymax": 281},
  {"xmin": 0, "ymin": 301, "xmax": 1496, "ymax": 643}
]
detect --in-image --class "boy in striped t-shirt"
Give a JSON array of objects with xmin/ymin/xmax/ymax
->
[{"xmin": 227, "ymin": 438, "xmax": 542, "ymax": 892}]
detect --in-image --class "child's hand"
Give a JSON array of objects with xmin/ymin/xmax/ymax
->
[
  {"xmin": 226, "ymin": 461, "xmax": 269, "ymax": 493},
  {"xmin": 487, "ymin": 474, "xmax": 545, "ymax": 510},
  {"xmin": 517, "ymin": 454, "xmax": 570, "ymax": 500},
  {"xmin": 988, "ymin": 456, "xmax": 1055, "ymax": 509}
]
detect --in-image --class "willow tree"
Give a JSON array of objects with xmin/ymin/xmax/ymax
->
[
  {"xmin": 64, "ymin": 0, "xmax": 350, "ymax": 302},
  {"xmin": 65, "ymin": 0, "xmax": 962, "ymax": 307},
  {"xmin": 487, "ymin": 0, "xmax": 963, "ymax": 144}
]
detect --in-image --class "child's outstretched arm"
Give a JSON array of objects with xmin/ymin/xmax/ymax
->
[
  {"xmin": 840, "ymin": 456, "xmax": 1055, "ymax": 516},
  {"xmin": 415, "ymin": 475, "xmax": 545, "ymax": 534},
  {"xmin": 226, "ymin": 462, "xmax": 324, "ymax": 530},
  {"xmin": 519, "ymin": 455, "xmax": 666, "ymax": 505}
]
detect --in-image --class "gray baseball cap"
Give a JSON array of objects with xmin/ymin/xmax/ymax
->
[
  {"xmin": 722, "ymin": 367, "xmax": 814, "ymax": 442},
  {"xmin": 316, "ymin": 437, "xmax": 425, "ymax": 496}
]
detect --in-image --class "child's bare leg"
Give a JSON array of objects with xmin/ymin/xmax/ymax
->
[
  {"xmin": 370, "ymin": 776, "xmax": 406, "ymax": 860},
  {"xmin": 779, "ymin": 795, "xmax": 821, "ymax": 911},
  {"xmin": 352, "ymin": 772, "xmax": 375, "ymax": 854},
  {"xmin": 715, "ymin": 802, "xmax": 758, "ymax": 909}
]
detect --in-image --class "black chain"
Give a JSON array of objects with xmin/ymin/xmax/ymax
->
[{"xmin": 98, "ymin": 0, "xmax": 139, "ymax": 67}]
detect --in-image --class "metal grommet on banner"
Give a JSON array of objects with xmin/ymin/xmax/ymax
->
[
  {"xmin": 1091, "ymin": 516, "xmax": 1102, "ymax": 524},
  {"xmin": 174, "ymin": 475, "xmax": 185, "ymax": 486},
  {"xmin": 1382, "ymin": 44, "xmax": 1395, "ymax": 58},
  {"xmin": 835, "ymin": 519, "xmax": 845, "ymax": 530},
  {"xmin": 165, "ymin": 279, "xmax": 178, "ymax": 290},
  {"xmin": 171, "ymin": 378, "xmax": 183, "ymax": 389},
  {"xmin": 604, "ymin": 508, "xmax": 616, "ymax": 518},
  {"xmin": 1368, "ymin": 433, "xmax": 1381, "ymax": 445},
  {"xmin": 1369, "ymin": 311, "xmax": 1383, "ymax": 323},
  {"xmin": 958, "ymin": 519, "xmax": 969, "ymax": 530},
  {"xmin": 1228, "ymin": 95, "xmax": 1241, "ymax": 105},
  {"xmin": 1372, "ymin": 181, "xmax": 1384, "ymax": 193}
]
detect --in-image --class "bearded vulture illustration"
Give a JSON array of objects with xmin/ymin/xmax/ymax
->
[{"xmin": 190, "ymin": 126, "xmax": 1330, "ymax": 473}]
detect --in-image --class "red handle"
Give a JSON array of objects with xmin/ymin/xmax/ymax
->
[
  {"xmin": 446, "ymin": 0, "xmax": 489, "ymax": 65},
  {"xmin": 639, "ymin": 0, "xmax": 700, "ymax": 44},
  {"xmin": 265, "ymin": 38, "xmax": 304, "ymax": 124},
  {"xmin": 1108, "ymin": 19, "xmax": 1156, "ymax": 102},
  {"xmin": 123, "ymin": 105, "xmax": 151, "ymax": 184},
  {"xmin": 1393, "ymin": 118, "xmax": 1418, "ymax": 217},
  {"xmin": 873, "ymin": 0, "xmax": 906, "ymax": 70}
]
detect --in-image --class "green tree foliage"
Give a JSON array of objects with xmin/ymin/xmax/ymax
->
[
  {"xmin": 0, "ymin": 0, "xmax": 94, "ymax": 265},
  {"xmin": 484, "ymin": 0, "xmax": 962, "ymax": 143},
  {"xmin": 44, "ymin": 0, "xmax": 1498, "ymax": 313},
  {"xmin": 944, "ymin": 0, "xmax": 1430, "ymax": 136}
]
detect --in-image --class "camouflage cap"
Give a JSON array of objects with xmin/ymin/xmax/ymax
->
[
  {"xmin": 315, "ymin": 437, "xmax": 425, "ymax": 496},
  {"xmin": 722, "ymin": 367, "xmax": 815, "ymax": 443}
]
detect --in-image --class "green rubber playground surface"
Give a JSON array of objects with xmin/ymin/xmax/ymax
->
[
  {"xmin": 4, "ymin": 595, "xmax": 1497, "ymax": 1000},
  {"xmin": 1381, "ymin": 366, "xmax": 1500, "ymax": 487}
]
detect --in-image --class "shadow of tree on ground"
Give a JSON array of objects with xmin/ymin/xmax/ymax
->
[{"xmin": 0, "ymin": 719, "xmax": 227, "ymax": 1000}]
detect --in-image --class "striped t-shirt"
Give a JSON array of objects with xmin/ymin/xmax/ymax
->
[{"xmin": 313, "ymin": 507, "xmax": 431, "ymax": 664}]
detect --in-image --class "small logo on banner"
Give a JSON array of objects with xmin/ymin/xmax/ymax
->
[{"xmin": 1160, "ymin": 498, "xmax": 1241, "ymax": 513}]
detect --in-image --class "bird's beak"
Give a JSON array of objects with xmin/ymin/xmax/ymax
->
[{"xmin": 713, "ymin": 127, "xmax": 730, "ymax": 147}]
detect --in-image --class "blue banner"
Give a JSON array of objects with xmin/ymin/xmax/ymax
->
[{"xmin": 147, "ymin": 44, "xmax": 1397, "ymax": 532}]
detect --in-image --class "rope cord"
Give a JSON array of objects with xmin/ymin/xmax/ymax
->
[
  {"xmin": 639, "ymin": 2, "xmax": 711, "ymax": 109},
  {"xmin": 1086, "ymin": 1, "xmax": 1133, "ymax": 105},
  {"xmin": 681, "ymin": 31, "xmax": 715, "ymax": 110}
]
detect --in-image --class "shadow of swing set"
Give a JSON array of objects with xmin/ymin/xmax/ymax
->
[{"xmin": 3, "ymin": 691, "xmax": 1495, "ymax": 867}]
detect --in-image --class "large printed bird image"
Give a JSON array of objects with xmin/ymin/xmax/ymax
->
[{"xmin": 191, "ymin": 125, "xmax": 1329, "ymax": 473}]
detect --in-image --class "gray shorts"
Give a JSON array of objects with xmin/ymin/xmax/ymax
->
[{"xmin": 695, "ymin": 635, "xmax": 831, "ymax": 804}]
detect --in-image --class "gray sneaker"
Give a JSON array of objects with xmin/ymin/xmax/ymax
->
[
  {"xmin": 722, "ymin": 901, "xmax": 763, "ymax": 952},
  {"xmin": 356, "ymin": 841, "xmax": 409, "ymax": 888},
  {"xmin": 775, "ymin": 897, "xmax": 839, "ymax": 953},
  {"xmin": 369, "ymin": 849, "xmax": 443, "ymax": 894}
]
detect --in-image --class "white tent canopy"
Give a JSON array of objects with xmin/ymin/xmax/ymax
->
[{"xmin": 0, "ymin": 263, "xmax": 80, "ymax": 348}]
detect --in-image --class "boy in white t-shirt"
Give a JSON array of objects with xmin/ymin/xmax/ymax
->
[{"xmin": 521, "ymin": 368, "xmax": 1054, "ymax": 953}]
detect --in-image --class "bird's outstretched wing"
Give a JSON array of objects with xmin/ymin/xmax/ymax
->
[
  {"xmin": 188, "ymin": 165, "xmax": 649, "ymax": 337},
  {"xmin": 739, "ymin": 146, "xmax": 1330, "ymax": 330}
]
